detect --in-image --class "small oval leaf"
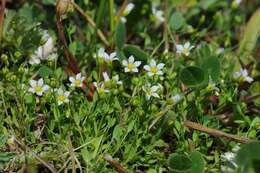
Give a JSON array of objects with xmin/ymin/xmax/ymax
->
[
  {"xmin": 180, "ymin": 66, "xmax": 205, "ymax": 87},
  {"xmin": 190, "ymin": 151, "xmax": 205, "ymax": 173},
  {"xmin": 115, "ymin": 21, "xmax": 126, "ymax": 50},
  {"xmin": 123, "ymin": 44, "xmax": 149, "ymax": 62},
  {"xmin": 168, "ymin": 153, "xmax": 192, "ymax": 172}
]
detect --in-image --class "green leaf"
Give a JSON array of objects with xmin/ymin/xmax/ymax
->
[
  {"xmin": 38, "ymin": 65, "xmax": 52, "ymax": 78},
  {"xmin": 24, "ymin": 93, "xmax": 34, "ymax": 104},
  {"xmin": 190, "ymin": 151, "xmax": 205, "ymax": 173},
  {"xmin": 236, "ymin": 141, "xmax": 260, "ymax": 173},
  {"xmin": 115, "ymin": 21, "xmax": 126, "ymax": 50},
  {"xmin": 239, "ymin": 9, "xmax": 260, "ymax": 55},
  {"xmin": 180, "ymin": 66, "xmax": 205, "ymax": 87},
  {"xmin": 169, "ymin": 12, "xmax": 185, "ymax": 30},
  {"xmin": 112, "ymin": 125, "xmax": 124, "ymax": 142},
  {"xmin": 69, "ymin": 41, "xmax": 77, "ymax": 56},
  {"xmin": 123, "ymin": 44, "xmax": 149, "ymax": 62},
  {"xmin": 201, "ymin": 56, "xmax": 220, "ymax": 82},
  {"xmin": 169, "ymin": 153, "xmax": 192, "ymax": 172},
  {"xmin": 0, "ymin": 152, "xmax": 15, "ymax": 162},
  {"xmin": 95, "ymin": 0, "xmax": 107, "ymax": 28}
]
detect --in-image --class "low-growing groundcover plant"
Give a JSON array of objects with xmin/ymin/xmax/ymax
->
[{"xmin": 0, "ymin": 0, "xmax": 260, "ymax": 172}]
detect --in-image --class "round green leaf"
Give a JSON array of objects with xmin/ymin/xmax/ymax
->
[
  {"xmin": 38, "ymin": 65, "xmax": 52, "ymax": 78},
  {"xmin": 169, "ymin": 12, "xmax": 185, "ymax": 30},
  {"xmin": 123, "ymin": 44, "xmax": 149, "ymax": 62},
  {"xmin": 180, "ymin": 66, "xmax": 205, "ymax": 87},
  {"xmin": 190, "ymin": 151, "xmax": 205, "ymax": 173},
  {"xmin": 236, "ymin": 141, "xmax": 260, "ymax": 173},
  {"xmin": 201, "ymin": 57, "xmax": 220, "ymax": 82},
  {"xmin": 169, "ymin": 153, "xmax": 192, "ymax": 172}
]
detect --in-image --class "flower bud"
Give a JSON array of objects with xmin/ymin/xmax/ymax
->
[{"xmin": 56, "ymin": 0, "xmax": 73, "ymax": 15}]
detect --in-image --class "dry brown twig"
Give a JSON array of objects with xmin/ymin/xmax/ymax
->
[
  {"xmin": 184, "ymin": 120, "xmax": 254, "ymax": 144},
  {"xmin": 12, "ymin": 136, "xmax": 58, "ymax": 173},
  {"xmin": 56, "ymin": 0, "xmax": 95, "ymax": 100},
  {"xmin": 103, "ymin": 154, "xmax": 132, "ymax": 173},
  {"xmin": 71, "ymin": 1, "xmax": 109, "ymax": 46}
]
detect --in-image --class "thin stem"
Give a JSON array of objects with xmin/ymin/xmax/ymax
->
[
  {"xmin": 184, "ymin": 120, "xmax": 254, "ymax": 144},
  {"xmin": 109, "ymin": 0, "xmax": 115, "ymax": 34},
  {"xmin": 163, "ymin": 0, "xmax": 169, "ymax": 52},
  {"xmin": 71, "ymin": 1, "xmax": 109, "ymax": 46}
]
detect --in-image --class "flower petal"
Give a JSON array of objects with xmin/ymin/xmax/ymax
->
[
  {"xmin": 38, "ymin": 78, "xmax": 44, "ymax": 85},
  {"xmin": 29, "ymin": 80, "xmax": 37, "ymax": 87},
  {"xmin": 134, "ymin": 61, "xmax": 141, "ymax": 67},
  {"xmin": 157, "ymin": 63, "xmax": 165, "ymax": 69},
  {"xmin": 144, "ymin": 65, "xmax": 150, "ymax": 71},
  {"xmin": 122, "ymin": 60, "xmax": 128, "ymax": 66},
  {"xmin": 129, "ymin": 55, "xmax": 135, "ymax": 63}
]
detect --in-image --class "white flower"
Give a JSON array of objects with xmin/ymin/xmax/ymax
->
[
  {"xmin": 221, "ymin": 151, "xmax": 238, "ymax": 171},
  {"xmin": 69, "ymin": 73, "xmax": 85, "ymax": 87},
  {"xmin": 55, "ymin": 88, "xmax": 70, "ymax": 105},
  {"xmin": 97, "ymin": 48, "xmax": 106, "ymax": 58},
  {"xmin": 112, "ymin": 75, "xmax": 122, "ymax": 85},
  {"xmin": 206, "ymin": 78, "xmax": 220, "ymax": 92},
  {"xmin": 28, "ymin": 78, "xmax": 49, "ymax": 96},
  {"xmin": 143, "ymin": 83, "xmax": 160, "ymax": 100},
  {"xmin": 216, "ymin": 47, "xmax": 224, "ymax": 54},
  {"xmin": 176, "ymin": 42, "xmax": 194, "ymax": 56},
  {"xmin": 233, "ymin": 68, "xmax": 253, "ymax": 83},
  {"xmin": 122, "ymin": 55, "xmax": 141, "ymax": 73},
  {"xmin": 123, "ymin": 3, "xmax": 134, "ymax": 16},
  {"xmin": 102, "ymin": 72, "xmax": 122, "ymax": 85},
  {"xmin": 235, "ymin": 0, "xmax": 242, "ymax": 5},
  {"xmin": 96, "ymin": 48, "xmax": 118, "ymax": 62},
  {"xmin": 144, "ymin": 59, "xmax": 164, "ymax": 76},
  {"xmin": 120, "ymin": 17, "xmax": 127, "ymax": 23},
  {"xmin": 29, "ymin": 31, "xmax": 57, "ymax": 65},
  {"xmin": 102, "ymin": 72, "xmax": 110, "ymax": 82},
  {"xmin": 93, "ymin": 82, "xmax": 110, "ymax": 94},
  {"xmin": 152, "ymin": 6, "xmax": 165, "ymax": 23},
  {"xmin": 171, "ymin": 94, "xmax": 183, "ymax": 104},
  {"xmin": 105, "ymin": 52, "xmax": 118, "ymax": 62}
]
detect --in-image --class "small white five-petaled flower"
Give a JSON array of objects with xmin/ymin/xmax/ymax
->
[
  {"xmin": 69, "ymin": 73, "xmax": 85, "ymax": 87},
  {"xmin": 29, "ymin": 31, "xmax": 57, "ymax": 65},
  {"xmin": 97, "ymin": 48, "xmax": 118, "ymax": 63},
  {"xmin": 152, "ymin": 6, "xmax": 165, "ymax": 23},
  {"xmin": 143, "ymin": 83, "xmax": 160, "ymax": 100},
  {"xmin": 233, "ymin": 68, "xmax": 253, "ymax": 83},
  {"xmin": 28, "ymin": 78, "xmax": 49, "ymax": 96},
  {"xmin": 122, "ymin": 55, "xmax": 141, "ymax": 73},
  {"xmin": 144, "ymin": 59, "xmax": 164, "ymax": 76},
  {"xmin": 93, "ymin": 82, "xmax": 110, "ymax": 94},
  {"xmin": 176, "ymin": 42, "xmax": 194, "ymax": 56},
  {"xmin": 55, "ymin": 88, "xmax": 70, "ymax": 105},
  {"xmin": 103, "ymin": 72, "xmax": 123, "ymax": 85}
]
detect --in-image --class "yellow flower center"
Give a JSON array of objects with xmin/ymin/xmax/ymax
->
[
  {"xmin": 150, "ymin": 67, "xmax": 158, "ymax": 74},
  {"xmin": 35, "ymin": 85, "xmax": 43, "ymax": 93},
  {"xmin": 182, "ymin": 48, "xmax": 189, "ymax": 56},
  {"xmin": 58, "ymin": 95, "xmax": 66, "ymax": 102},
  {"xmin": 75, "ymin": 79, "xmax": 81, "ymax": 86},
  {"xmin": 127, "ymin": 63, "xmax": 134, "ymax": 70}
]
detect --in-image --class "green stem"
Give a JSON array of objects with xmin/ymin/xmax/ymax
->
[{"xmin": 109, "ymin": 0, "xmax": 115, "ymax": 34}]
